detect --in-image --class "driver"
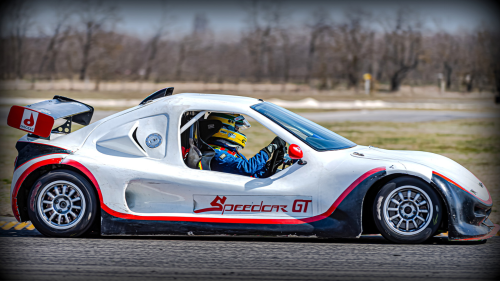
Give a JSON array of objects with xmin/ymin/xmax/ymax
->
[{"xmin": 207, "ymin": 113, "xmax": 286, "ymax": 178}]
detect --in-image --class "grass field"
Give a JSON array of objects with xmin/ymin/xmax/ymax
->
[{"xmin": 1, "ymin": 115, "xmax": 498, "ymax": 225}]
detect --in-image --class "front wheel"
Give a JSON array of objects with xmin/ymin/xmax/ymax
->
[
  {"xmin": 28, "ymin": 169, "xmax": 98, "ymax": 237},
  {"xmin": 373, "ymin": 176, "xmax": 443, "ymax": 243}
]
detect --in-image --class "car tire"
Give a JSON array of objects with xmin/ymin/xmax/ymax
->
[
  {"xmin": 373, "ymin": 176, "xmax": 443, "ymax": 244},
  {"xmin": 27, "ymin": 169, "xmax": 98, "ymax": 237}
]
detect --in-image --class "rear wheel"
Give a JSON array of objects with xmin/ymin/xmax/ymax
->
[
  {"xmin": 28, "ymin": 169, "xmax": 98, "ymax": 237},
  {"xmin": 373, "ymin": 176, "xmax": 443, "ymax": 243}
]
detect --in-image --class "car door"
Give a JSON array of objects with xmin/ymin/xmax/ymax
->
[{"xmin": 186, "ymin": 163, "xmax": 316, "ymax": 219}]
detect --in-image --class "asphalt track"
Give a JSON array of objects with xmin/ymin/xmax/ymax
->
[{"xmin": 0, "ymin": 226, "xmax": 499, "ymax": 281}]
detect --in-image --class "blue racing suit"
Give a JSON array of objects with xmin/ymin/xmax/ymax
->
[{"xmin": 209, "ymin": 141, "xmax": 270, "ymax": 178}]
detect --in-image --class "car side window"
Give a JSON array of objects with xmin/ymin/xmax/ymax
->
[{"xmin": 179, "ymin": 111, "xmax": 290, "ymax": 177}]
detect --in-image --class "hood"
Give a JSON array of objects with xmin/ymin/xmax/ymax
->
[{"xmin": 354, "ymin": 146, "xmax": 490, "ymax": 203}]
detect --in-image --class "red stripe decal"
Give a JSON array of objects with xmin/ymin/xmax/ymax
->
[
  {"xmin": 11, "ymin": 157, "xmax": 63, "ymax": 221},
  {"xmin": 433, "ymin": 171, "xmax": 492, "ymax": 205},
  {"xmin": 61, "ymin": 160, "xmax": 385, "ymax": 225}
]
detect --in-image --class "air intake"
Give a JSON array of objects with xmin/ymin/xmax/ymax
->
[{"xmin": 140, "ymin": 87, "xmax": 174, "ymax": 105}]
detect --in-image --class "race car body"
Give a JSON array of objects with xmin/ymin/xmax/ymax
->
[{"xmin": 8, "ymin": 88, "xmax": 498, "ymax": 243}]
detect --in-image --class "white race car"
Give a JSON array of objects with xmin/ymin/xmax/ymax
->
[{"xmin": 7, "ymin": 88, "xmax": 498, "ymax": 243}]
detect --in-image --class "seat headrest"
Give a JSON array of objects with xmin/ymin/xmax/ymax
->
[{"xmin": 198, "ymin": 119, "xmax": 222, "ymax": 142}]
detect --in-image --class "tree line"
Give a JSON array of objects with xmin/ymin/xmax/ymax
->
[{"xmin": 1, "ymin": 0, "xmax": 499, "ymax": 93}]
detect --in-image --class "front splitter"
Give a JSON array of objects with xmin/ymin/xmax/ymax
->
[{"xmin": 450, "ymin": 224, "xmax": 500, "ymax": 241}]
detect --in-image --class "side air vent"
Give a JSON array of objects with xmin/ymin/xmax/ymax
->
[
  {"xmin": 140, "ymin": 87, "xmax": 174, "ymax": 105},
  {"xmin": 132, "ymin": 127, "xmax": 145, "ymax": 151},
  {"xmin": 96, "ymin": 121, "xmax": 147, "ymax": 157}
]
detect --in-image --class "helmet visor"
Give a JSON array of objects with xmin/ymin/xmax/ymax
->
[{"xmin": 234, "ymin": 116, "xmax": 251, "ymax": 130}]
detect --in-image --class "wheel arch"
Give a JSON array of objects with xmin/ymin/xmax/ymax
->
[
  {"xmin": 361, "ymin": 172, "xmax": 449, "ymax": 234},
  {"xmin": 16, "ymin": 163, "xmax": 101, "ymax": 222}
]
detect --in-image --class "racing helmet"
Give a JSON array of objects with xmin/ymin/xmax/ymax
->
[{"xmin": 207, "ymin": 113, "xmax": 250, "ymax": 149}]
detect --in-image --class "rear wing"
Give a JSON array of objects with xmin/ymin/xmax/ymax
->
[{"xmin": 7, "ymin": 96, "xmax": 94, "ymax": 138}]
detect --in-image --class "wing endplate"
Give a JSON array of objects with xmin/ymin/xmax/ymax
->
[{"xmin": 7, "ymin": 105, "xmax": 55, "ymax": 138}]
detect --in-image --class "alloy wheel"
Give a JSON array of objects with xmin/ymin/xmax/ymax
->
[
  {"xmin": 37, "ymin": 180, "xmax": 86, "ymax": 230},
  {"xmin": 383, "ymin": 185, "xmax": 434, "ymax": 235}
]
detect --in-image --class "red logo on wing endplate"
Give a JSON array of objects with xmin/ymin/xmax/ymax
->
[
  {"xmin": 194, "ymin": 196, "xmax": 311, "ymax": 215},
  {"xmin": 7, "ymin": 106, "xmax": 54, "ymax": 138}
]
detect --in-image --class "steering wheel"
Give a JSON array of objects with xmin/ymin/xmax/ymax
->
[{"xmin": 268, "ymin": 142, "xmax": 287, "ymax": 176}]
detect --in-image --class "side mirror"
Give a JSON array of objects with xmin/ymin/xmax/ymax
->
[
  {"xmin": 289, "ymin": 144, "xmax": 307, "ymax": 165},
  {"xmin": 289, "ymin": 144, "xmax": 303, "ymax": 159}
]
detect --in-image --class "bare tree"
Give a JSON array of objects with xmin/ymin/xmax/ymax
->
[
  {"xmin": 143, "ymin": 3, "xmax": 173, "ymax": 81},
  {"xmin": 4, "ymin": 0, "xmax": 34, "ymax": 79},
  {"xmin": 76, "ymin": 0, "xmax": 118, "ymax": 81},
  {"xmin": 174, "ymin": 14, "xmax": 213, "ymax": 81},
  {"xmin": 473, "ymin": 27, "xmax": 500, "ymax": 93},
  {"xmin": 246, "ymin": 1, "xmax": 291, "ymax": 84},
  {"xmin": 276, "ymin": 18, "xmax": 293, "ymax": 85},
  {"xmin": 381, "ymin": 8, "xmax": 423, "ymax": 92},
  {"xmin": 335, "ymin": 8, "xmax": 373, "ymax": 89},
  {"xmin": 241, "ymin": 0, "xmax": 277, "ymax": 82},
  {"xmin": 144, "ymin": 24, "xmax": 165, "ymax": 81},
  {"xmin": 89, "ymin": 31, "xmax": 122, "ymax": 90},
  {"xmin": 0, "ymin": 1, "xmax": 11, "ymax": 78},
  {"xmin": 305, "ymin": 9, "xmax": 331, "ymax": 84},
  {"xmin": 460, "ymin": 32, "xmax": 481, "ymax": 92},
  {"xmin": 38, "ymin": 4, "xmax": 73, "ymax": 79},
  {"xmin": 430, "ymin": 30, "xmax": 461, "ymax": 90},
  {"xmin": 486, "ymin": 31, "xmax": 500, "ymax": 94},
  {"xmin": 192, "ymin": 14, "xmax": 215, "ymax": 82},
  {"xmin": 174, "ymin": 38, "xmax": 188, "ymax": 81}
]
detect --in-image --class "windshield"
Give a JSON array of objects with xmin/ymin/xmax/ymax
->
[{"xmin": 251, "ymin": 102, "xmax": 356, "ymax": 151}]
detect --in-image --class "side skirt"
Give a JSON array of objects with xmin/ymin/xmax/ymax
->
[{"xmin": 101, "ymin": 209, "xmax": 315, "ymax": 236}]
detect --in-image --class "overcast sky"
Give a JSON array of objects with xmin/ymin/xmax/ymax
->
[{"xmin": 28, "ymin": 0, "xmax": 500, "ymax": 40}]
